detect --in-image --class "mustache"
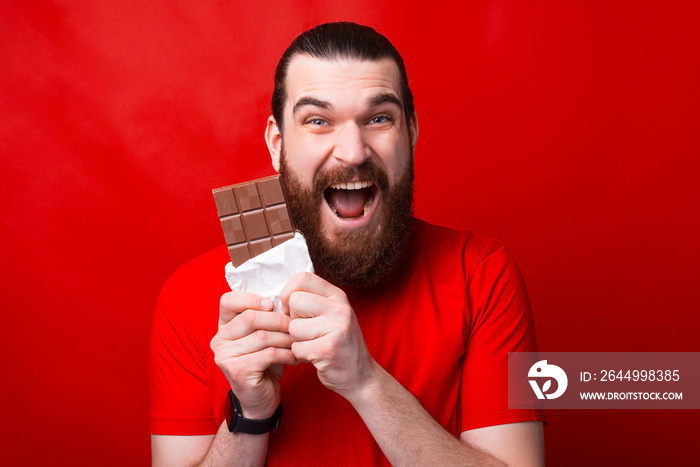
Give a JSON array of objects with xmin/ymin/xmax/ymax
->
[{"xmin": 312, "ymin": 160, "xmax": 390, "ymax": 196}]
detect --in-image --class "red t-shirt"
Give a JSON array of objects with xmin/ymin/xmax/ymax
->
[{"xmin": 150, "ymin": 219, "xmax": 544, "ymax": 464}]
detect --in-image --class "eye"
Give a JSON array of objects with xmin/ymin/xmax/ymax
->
[
  {"xmin": 306, "ymin": 117, "xmax": 327, "ymax": 126},
  {"xmin": 369, "ymin": 115, "xmax": 393, "ymax": 125}
]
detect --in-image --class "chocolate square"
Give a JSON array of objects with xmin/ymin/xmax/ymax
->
[
  {"xmin": 213, "ymin": 187, "xmax": 238, "ymax": 217},
  {"xmin": 242, "ymin": 210, "xmax": 269, "ymax": 240},
  {"xmin": 235, "ymin": 183, "xmax": 262, "ymax": 212},
  {"xmin": 250, "ymin": 238, "xmax": 274, "ymax": 256},
  {"xmin": 220, "ymin": 215, "xmax": 246, "ymax": 245},
  {"xmin": 266, "ymin": 205, "xmax": 293, "ymax": 235},
  {"xmin": 259, "ymin": 177, "xmax": 286, "ymax": 206}
]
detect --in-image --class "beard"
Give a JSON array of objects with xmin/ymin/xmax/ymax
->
[{"xmin": 279, "ymin": 150, "xmax": 414, "ymax": 289}]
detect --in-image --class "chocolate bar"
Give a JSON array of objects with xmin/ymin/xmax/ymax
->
[{"xmin": 213, "ymin": 175, "xmax": 296, "ymax": 267}]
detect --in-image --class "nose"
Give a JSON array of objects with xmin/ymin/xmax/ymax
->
[{"xmin": 331, "ymin": 122, "xmax": 371, "ymax": 166}]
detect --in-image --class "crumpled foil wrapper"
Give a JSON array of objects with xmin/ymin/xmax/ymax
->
[{"xmin": 225, "ymin": 232, "xmax": 314, "ymax": 312}]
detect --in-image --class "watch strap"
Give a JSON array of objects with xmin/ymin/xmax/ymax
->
[{"xmin": 225, "ymin": 390, "xmax": 282, "ymax": 435}]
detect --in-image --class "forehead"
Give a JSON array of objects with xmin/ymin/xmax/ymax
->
[{"xmin": 284, "ymin": 54, "xmax": 402, "ymax": 112}]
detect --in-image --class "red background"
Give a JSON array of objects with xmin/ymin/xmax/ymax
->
[{"xmin": 2, "ymin": 1, "xmax": 698, "ymax": 465}]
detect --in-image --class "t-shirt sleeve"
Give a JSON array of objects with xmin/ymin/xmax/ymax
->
[
  {"xmin": 460, "ymin": 244, "xmax": 545, "ymax": 432},
  {"xmin": 149, "ymin": 270, "xmax": 219, "ymax": 435}
]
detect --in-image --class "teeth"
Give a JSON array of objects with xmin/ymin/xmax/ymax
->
[
  {"xmin": 363, "ymin": 195, "xmax": 372, "ymax": 216},
  {"xmin": 330, "ymin": 180, "xmax": 372, "ymax": 190}
]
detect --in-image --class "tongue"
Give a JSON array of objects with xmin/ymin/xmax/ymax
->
[{"xmin": 326, "ymin": 188, "xmax": 369, "ymax": 218}]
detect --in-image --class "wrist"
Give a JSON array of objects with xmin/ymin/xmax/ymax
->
[
  {"xmin": 241, "ymin": 406, "xmax": 277, "ymax": 420},
  {"xmin": 226, "ymin": 383, "xmax": 280, "ymax": 419},
  {"xmin": 345, "ymin": 358, "xmax": 385, "ymax": 408},
  {"xmin": 234, "ymin": 393, "xmax": 280, "ymax": 420},
  {"xmin": 225, "ymin": 390, "xmax": 283, "ymax": 435}
]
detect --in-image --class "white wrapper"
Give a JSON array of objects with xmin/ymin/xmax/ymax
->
[{"xmin": 225, "ymin": 232, "xmax": 314, "ymax": 312}]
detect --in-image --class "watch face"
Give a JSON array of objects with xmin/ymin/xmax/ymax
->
[{"xmin": 224, "ymin": 391, "xmax": 235, "ymax": 428}]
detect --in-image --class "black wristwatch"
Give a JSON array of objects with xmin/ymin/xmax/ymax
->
[{"xmin": 224, "ymin": 390, "xmax": 282, "ymax": 434}]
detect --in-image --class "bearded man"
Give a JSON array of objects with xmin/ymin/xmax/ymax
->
[{"xmin": 150, "ymin": 22, "xmax": 545, "ymax": 466}]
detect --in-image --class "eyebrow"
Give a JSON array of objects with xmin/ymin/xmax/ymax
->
[
  {"xmin": 367, "ymin": 92, "xmax": 403, "ymax": 110},
  {"xmin": 291, "ymin": 92, "xmax": 403, "ymax": 117},
  {"xmin": 292, "ymin": 97, "xmax": 332, "ymax": 116}
]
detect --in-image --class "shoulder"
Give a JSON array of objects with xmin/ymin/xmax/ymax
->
[
  {"xmin": 155, "ymin": 245, "xmax": 231, "ymax": 333},
  {"xmin": 409, "ymin": 218, "xmax": 508, "ymax": 278},
  {"xmin": 159, "ymin": 245, "xmax": 230, "ymax": 299}
]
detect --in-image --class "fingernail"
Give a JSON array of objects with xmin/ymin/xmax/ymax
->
[{"xmin": 261, "ymin": 298, "xmax": 274, "ymax": 310}]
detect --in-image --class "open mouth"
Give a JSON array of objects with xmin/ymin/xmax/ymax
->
[{"xmin": 323, "ymin": 181, "xmax": 377, "ymax": 219}]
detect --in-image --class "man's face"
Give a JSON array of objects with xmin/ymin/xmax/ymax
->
[{"xmin": 266, "ymin": 54, "xmax": 418, "ymax": 287}]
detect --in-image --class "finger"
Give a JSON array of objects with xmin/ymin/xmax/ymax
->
[
  {"xmin": 287, "ymin": 290, "xmax": 339, "ymax": 320},
  {"xmin": 220, "ymin": 310, "xmax": 291, "ymax": 340},
  {"xmin": 280, "ymin": 272, "xmax": 345, "ymax": 313},
  {"xmin": 219, "ymin": 329, "xmax": 294, "ymax": 358},
  {"xmin": 254, "ymin": 346, "xmax": 299, "ymax": 368},
  {"xmin": 217, "ymin": 346, "xmax": 299, "ymax": 378},
  {"xmin": 290, "ymin": 338, "xmax": 330, "ymax": 365},
  {"xmin": 219, "ymin": 292, "xmax": 274, "ymax": 324},
  {"xmin": 288, "ymin": 314, "xmax": 327, "ymax": 342}
]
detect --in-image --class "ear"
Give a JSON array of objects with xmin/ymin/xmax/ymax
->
[
  {"xmin": 265, "ymin": 116, "xmax": 282, "ymax": 172},
  {"xmin": 408, "ymin": 111, "xmax": 419, "ymax": 153}
]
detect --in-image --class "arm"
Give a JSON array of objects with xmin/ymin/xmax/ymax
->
[
  {"xmin": 151, "ymin": 422, "xmax": 269, "ymax": 467},
  {"xmin": 350, "ymin": 363, "xmax": 544, "ymax": 466},
  {"xmin": 151, "ymin": 433, "xmax": 214, "ymax": 466},
  {"xmin": 151, "ymin": 292, "xmax": 298, "ymax": 467},
  {"xmin": 281, "ymin": 272, "xmax": 544, "ymax": 466}
]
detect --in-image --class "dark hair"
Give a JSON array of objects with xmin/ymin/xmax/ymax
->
[{"xmin": 271, "ymin": 22, "xmax": 414, "ymax": 132}]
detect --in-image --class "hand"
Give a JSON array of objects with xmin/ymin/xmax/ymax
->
[
  {"xmin": 281, "ymin": 272, "xmax": 377, "ymax": 400},
  {"xmin": 210, "ymin": 291, "xmax": 298, "ymax": 419}
]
